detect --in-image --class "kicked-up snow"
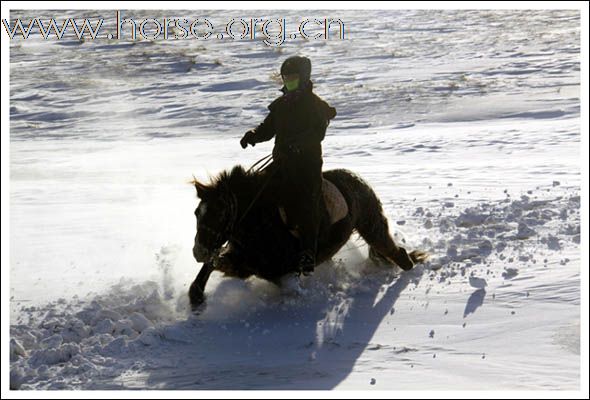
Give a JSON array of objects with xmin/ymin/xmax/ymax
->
[{"xmin": 6, "ymin": 9, "xmax": 582, "ymax": 390}]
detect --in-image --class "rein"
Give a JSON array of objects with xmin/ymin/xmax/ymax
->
[
  {"xmin": 247, "ymin": 153, "xmax": 273, "ymax": 173},
  {"xmin": 237, "ymin": 154, "xmax": 278, "ymax": 225}
]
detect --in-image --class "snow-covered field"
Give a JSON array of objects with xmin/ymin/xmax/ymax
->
[{"xmin": 5, "ymin": 8, "xmax": 585, "ymax": 391}]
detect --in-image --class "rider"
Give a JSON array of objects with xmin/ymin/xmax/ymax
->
[{"xmin": 240, "ymin": 56, "xmax": 337, "ymax": 274}]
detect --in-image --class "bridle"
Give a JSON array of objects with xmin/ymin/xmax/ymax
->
[{"xmin": 197, "ymin": 188, "xmax": 238, "ymax": 247}]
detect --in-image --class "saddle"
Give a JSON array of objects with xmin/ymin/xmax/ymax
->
[{"xmin": 278, "ymin": 179, "xmax": 348, "ymax": 236}]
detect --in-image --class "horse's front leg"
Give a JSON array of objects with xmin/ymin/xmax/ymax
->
[{"xmin": 189, "ymin": 261, "xmax": 215, "ymax": 309}]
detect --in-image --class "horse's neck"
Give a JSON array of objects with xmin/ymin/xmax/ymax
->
[{"xmin": 232, "ymin": 174, "xmax": 270, "ymax": 220}]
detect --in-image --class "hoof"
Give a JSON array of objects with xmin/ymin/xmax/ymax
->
[
  {"xmin": 393, "ymin": 247, "xmax": 414, "ymax": 271},
  {"xmin": 190, "ymin": 300, "xmax": 206, "ymax": 315},
  {"xmin": 189, "ymin": 282, "xmax": 205, "ymax": 308}
]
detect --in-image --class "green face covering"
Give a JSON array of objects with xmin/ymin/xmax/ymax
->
[{"xmin": 283, "ymin": 77, "xmax": 300, "ymax": 92}]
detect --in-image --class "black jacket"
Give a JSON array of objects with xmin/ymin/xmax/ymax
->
[{"xmin": 249, "ymin": 82, "xmax": 336, "ymax": 159}]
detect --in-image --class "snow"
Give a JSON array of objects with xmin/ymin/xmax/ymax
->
[{"xmin": 4, "ymin": 8, "xmax": 585, "ymax": 393}]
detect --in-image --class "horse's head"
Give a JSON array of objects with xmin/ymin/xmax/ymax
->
[{"xmin": 191, "ymin": 176, "xmax": 237, "ymax": 263}]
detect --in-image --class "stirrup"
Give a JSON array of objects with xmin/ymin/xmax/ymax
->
[{"xmin": 297, "ymin": 251, "xmax": 315, "ymax": 276}]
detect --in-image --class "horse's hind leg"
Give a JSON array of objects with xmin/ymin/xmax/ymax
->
[
  {"xmin": 357, "ymin": 213, "xmax": 415, "ymax": 271},
  {"xmin": 369, "ymin": 246, "xmax": 393, "ymax": 265}
]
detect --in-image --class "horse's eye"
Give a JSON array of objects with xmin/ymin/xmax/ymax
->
[{"xmin": 195, "ymin": 203, "xmax": 207, "ymax": 219}]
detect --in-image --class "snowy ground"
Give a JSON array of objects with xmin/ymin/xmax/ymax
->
[{"xmin": 5, "ymin": 9, "xmax": 584, "ymax": 391}]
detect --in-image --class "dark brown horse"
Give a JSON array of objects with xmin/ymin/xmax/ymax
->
[{"xmin": 190, "ymin": 165, "xmax": 427, "ymax": 308}]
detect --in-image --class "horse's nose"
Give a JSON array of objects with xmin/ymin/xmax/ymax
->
[{"xmin": 193, "ymin": 243, "xmax": 209, "ymax": 263}]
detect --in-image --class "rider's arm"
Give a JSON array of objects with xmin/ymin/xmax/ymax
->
[{"xmin": 249, "ymin": 112, "xmax": 276, "ymax": 143}]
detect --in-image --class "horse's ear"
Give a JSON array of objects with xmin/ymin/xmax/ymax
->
[{"xmin": 191, "ymin": 176, "xmax": 211, "ymax": 199}]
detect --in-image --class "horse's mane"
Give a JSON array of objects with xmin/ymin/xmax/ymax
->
[{"xmin": 191, "ymin": 165, "xmax": 264, "ymax": 199}]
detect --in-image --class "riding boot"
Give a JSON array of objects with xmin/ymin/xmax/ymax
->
[{"xmin": 296, "ymin": 195, "xmax": 321, "ymax": 275}]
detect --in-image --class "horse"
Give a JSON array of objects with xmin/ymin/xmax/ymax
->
[{"xmin": 189, "ymin": 164, "xmax": 427, "ymax": 308}]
